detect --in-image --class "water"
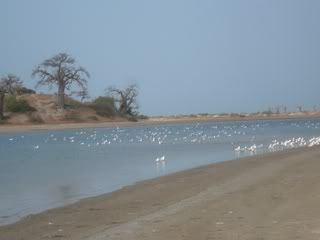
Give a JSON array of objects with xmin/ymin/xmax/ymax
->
[{"xmin": 1, "ymin": 118, "xmax": 320, "ymax": 225}]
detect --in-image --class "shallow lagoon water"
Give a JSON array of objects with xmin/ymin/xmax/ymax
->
[{"xmin": 1, "ymin": 118, "xmax": 320, "ymax": 225}]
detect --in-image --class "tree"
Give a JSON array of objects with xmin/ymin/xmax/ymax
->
[
  {"xmin": 0, "ymin": 74, "xmax": 23, "ymax": 120},
  {"xmin": 71, "ymin": 89, "xmax": 89, "ymax": 102},
  {"xmin": 32, "ymin": 53, "xmax": 90, "ymax": 109},
  {"xmin": 107, "ymin": 84, "xmax": 139, "ymax": 116}
]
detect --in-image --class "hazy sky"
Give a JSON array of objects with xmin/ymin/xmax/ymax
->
[{"xmin": 1, "ymin": 0, "xmax": 320, "ymax": 115}]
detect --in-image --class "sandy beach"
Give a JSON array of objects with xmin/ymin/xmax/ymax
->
[
  {"xmin": 1, "ymin": 113, "xmax": 320, "ymax": 133},
  {"xmin": 1, "ymin": 146, "xmax": 320, "ymax": 239}
]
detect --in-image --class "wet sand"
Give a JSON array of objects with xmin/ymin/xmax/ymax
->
[{"xmin": 1, "ymin": 147, "xmax": 320, "ymax": 239}]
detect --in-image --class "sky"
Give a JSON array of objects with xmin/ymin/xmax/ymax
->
[{"xmin": 1, "ymin": 0, "xmax": 320, "ymax": 115}]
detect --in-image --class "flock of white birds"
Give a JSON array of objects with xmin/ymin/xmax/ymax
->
[
  {"xmin": 6, "ymin": 120, "xmax": 320, "ymax": 163},
  {"xmin": 234, "ymin": 136, "xmax": 320, "ymax": 154}
]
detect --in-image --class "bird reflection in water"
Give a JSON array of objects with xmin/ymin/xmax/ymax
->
[{"xmin": 155, "ymin": 155, "xmax": 166, "ymax": 173}]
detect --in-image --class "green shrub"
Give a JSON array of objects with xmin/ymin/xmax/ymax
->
[
  {"xmin": 64, "ymin": 97, "xmax": 85, "ymax": 109},
  {"xmin": 137, "ymin": 114, "xmax": 149, "ymax": 120},
  {"xmin": 88, "ymin": 115, "xmax": 98, "ymax": 121},
  {"xmin": 126, "ymin": 115, "xmax": 138, "ymax": 122},
  {"xmin": 92, "ymin": 96, "xmax": 116, "ymax": 117},
  {"xmin": 5, "ymin": 96, "xmax": 35, "ymax": 113},
  {"xmin": 64, "ymin": 113, "xmax": 84, "ymax": 122}
]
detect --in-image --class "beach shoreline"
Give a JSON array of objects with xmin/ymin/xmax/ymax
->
[
  {"xmin": 1, "ymin": 113, "xmax": 320, "ymax": 133},
  {"xmin": 1, "ymin": 146, "xmax": 320, "ymax": 239}
]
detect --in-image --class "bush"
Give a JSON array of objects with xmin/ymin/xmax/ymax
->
[
  {"xmin": 64, "ymin": 113, "xmax": 84, "ymax": 122},
  {"xmin": 64, "ymin": 96, "xmax": 85, "ymax": 109},
  {"xmin": 5, "ymin": 96, "xmax": 35, "ymax": 113},
  {"xmin": 92, "ymin": 96, "xmax": 116, "ymax": 117},
  {"xmin": 126, "ymin": 115, "xmax": 138, "ymax": 122},
  {"xmin": 137, "ymin": 114, "xmax": 149, "ymax": 120},
  {"xmin": 16, "ymin": 87, "xmax": 36, "ymax": 95},
  {"xmin": 87, "ymin": 115, "xmax": 98, "ymax": 121}
]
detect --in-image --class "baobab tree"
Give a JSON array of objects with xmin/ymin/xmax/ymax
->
[
  {"xmin": 0, "ymin": 74, "xmax": 22, "ymax": 120},
  {"xmin": 107, "ymin": 84, "xmax": 139, "ymax": 116},
  {"xmin": 32, "ymin": 53, "xmax": 90, "ymax": 109}
]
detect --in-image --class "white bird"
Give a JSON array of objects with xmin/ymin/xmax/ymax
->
[
  {"xmin": 155, "ymin": 155, "xmax": 166, "ymax": 163},
  {"xmin": 234, "ymin": 146, "xmax": 241, "ymax": 151},
  {"xmin": 248, "ymin": 144, "xmax": 257, "ymax": 152},
  {"xmin": 34, "ymin": 145, "xmax": 40, "ymax": 149}
]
